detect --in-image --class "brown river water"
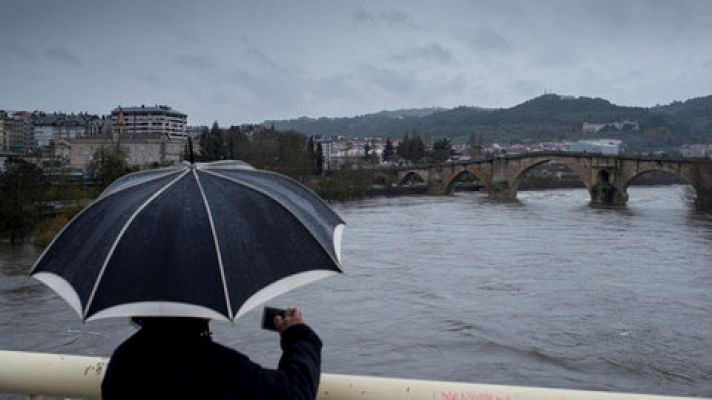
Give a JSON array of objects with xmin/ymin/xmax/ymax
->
[{"xmin": 1, "ymin": 185, "xmax": 711, "ymax": 398}]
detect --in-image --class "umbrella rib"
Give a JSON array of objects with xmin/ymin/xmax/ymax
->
[
  {"xmin": 200, "ymin": 169, "xmax": 344, "ymax": 271},
  {"xmin": 30, "ymin": 170, "xmax": 185, "ymax": 275},
  {"xmin": 82, "ymin": 169, "xmax": 190, "ymax": 320},
  {"xmin": 192, "ymin": 169, "xmax": 234, "ymax": 320}
]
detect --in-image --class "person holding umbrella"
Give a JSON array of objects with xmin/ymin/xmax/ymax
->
[
  {"xmin": 102, "ymin": 309, "xmax": 322, "ymax": 399},
  {"xmin": 30, "ymin": 161, "xmax": 346, "ymax": 400}
]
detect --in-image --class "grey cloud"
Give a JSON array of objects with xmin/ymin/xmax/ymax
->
[
  {"xmin": 465, "ymin": 29, "xmax": 512, "ymax": 53},
  {"xmin": 381, "ymin": 10, "xmax": 414, "ymax": 27},
  {"xmin": 388, "ymin": 44, "xmax": 456, "ymax": 66},
  {"xmin": 299, "ymin": 67, "xmax": 467, "ymax": 119},
  {"xmin": 356, "ymin": 64, "xmax": 466, "ymax": 99},
  {"xmin": 177, "ymin": 31, "xmax": 201, "ymax": 45},
  {"xmin": 243, "ymin": 47, "xmax": 304, "ymax": 77},
  {"xmin": 625, "ymin": 69, "xmax": 646, "ymax": 80},
  {"xmin": 138, "ymin": 73, "xmax": 163, "ymax": 87},
  {"xmin": 356, "ymin": 64, "xmax": 417, "ymax": 96},
  {"xmin": 512, "ymin": 80, "xmax": 543, "ymax": 97},
  {"xmin": 244, "ymin": 47, "xmax": 285, "ymax": 73},
  {"xmin": 45, "ymin": 47, "xmax": 84, "ymax": 68},
  {"xmin": 1, "ymin": 1, "xmax": 711, "ymax": 124},
  {"xmin": 207, "ymin": 91, "xmax": 234, "ymax": 106},
  {"xmin": 353, "ymin": 7, "xmax": 415, "ymax": 28},
  {"xmin": 353, "ymin": 8, "xmax": 376, "ymax": 24},
  {"xmin": 528, "ymin": 46, "xmax": 581, "ymax": 68},
  {"xmin": 226, "ymin": 68, "xmax": 258, "ymax": 92},
  {"xmin": 174, "ymin": 54, "xmax": 218, "ymax": 70},
  {"xmin": 6, "ymin": 45, "xmax": 38, "ymax": 61},
  {"xmin": 224, "ymin": 67, "xmax": 307, "ymax": 114}
]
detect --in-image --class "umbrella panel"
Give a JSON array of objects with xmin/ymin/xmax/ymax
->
[
  {"xmin": 202, "ymin": 168, "xmax": 344, "ymax": 262},
  {"xmin": 86, "ymin": 173, "xmax": 228, "ymax": 320},
  {"xmin": 199, "ymin": 172, "xmax": 341, "ymax": 318},
  {"xmin": 32, "ymin": 171, "xmax": 185, "ymax": 315}
]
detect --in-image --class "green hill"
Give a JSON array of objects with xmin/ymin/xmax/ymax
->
[{"xmin": 266, "ymin": 94, "xmax": 712, "ymax": 152}]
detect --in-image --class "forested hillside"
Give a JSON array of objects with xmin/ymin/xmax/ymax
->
[{"xmin": 267, "ymin": 94, "xmax": 712, "ymax": 152}]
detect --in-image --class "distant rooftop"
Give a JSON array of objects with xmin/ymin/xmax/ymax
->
[{"xmin": 111, "ymin": 105, "xmax": 186, "ymax": 117}]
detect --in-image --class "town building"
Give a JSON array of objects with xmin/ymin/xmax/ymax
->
[
  {"xmin": 314, "ymin": 135, "xmax": 388, "ymax": 169},
  {"xmin": 86, "ymin": 116, "xmax": 113, "ymax": 137},
  {"xmin": 32, "ymin": 115, "xmax": 58, "ymax": 147},
  {"xmin": 567, "ymin": 139, "xmax": 625, "ymax": 155},
  {"xmin": 0, "ymin": 111, "xmax": 7, "ymax": 152},
  {"xmin": 111, "ymin": 105, "xmax": 187, "ymax": 139},
  {"xmin": 53, "ymin": 134, "xmax": 186, "ymax": 172},
  {"xmin": 3, "ymin": 112, "xmax": 35, "ymax": 153},
  {"xmin": 33, "ymin": 113, "xmax": 99, "ymax": 146}
]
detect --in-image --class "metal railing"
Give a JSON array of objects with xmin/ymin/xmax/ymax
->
[{"xmin": 0, "ymin": 350, "xmax": 705, "ymax": 400}]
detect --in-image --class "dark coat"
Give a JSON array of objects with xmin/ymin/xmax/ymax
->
[{"xmin": 101, "ymin": 320, "xmax": 322, "ymax": 400}]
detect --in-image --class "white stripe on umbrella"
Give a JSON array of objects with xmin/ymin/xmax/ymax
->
[
  {"xmin": 234, "ymin": 269, "xmax": 339, "ymax": 320},
  {"xmin": 32, "ymin": 271, "xmax": 83, "ymax": 317},
  {"xmin": 192, "ymin": 168, "xmax": 234, "ymax": 320},
  {"xmin": 87, "ymin": 301, "xmax": 229, "ymax": 321}
]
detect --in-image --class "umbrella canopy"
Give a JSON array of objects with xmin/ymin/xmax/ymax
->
[{"xmin": 31, "ymin": 161, "xmax": 345, "ymax": 322}]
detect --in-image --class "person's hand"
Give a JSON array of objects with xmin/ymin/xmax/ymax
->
[{"xmin": 274, "ymin": 307, "xmax": 306, "ymax": 334}]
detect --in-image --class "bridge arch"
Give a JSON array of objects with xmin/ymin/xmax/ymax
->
[
  {"xmin": 621, "ymin": 164, "xmax": 695, "ymax": 190},
  {"xmin": 443, "ymin": 166, "xmax": 492, "ymax": 194},
  {"xmin": 619, "ymin": 163, "xmax": 699, "ymax": 202},
  {"xmin": 508, "ymin": 157, "xmax": 593, "ymax": 197},
  {"xmin": 398, "ymin": 171, "xmax": 426, "ymax": 186}
]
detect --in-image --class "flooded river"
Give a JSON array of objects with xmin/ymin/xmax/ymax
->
[{"xmin": 1, "ymin": 185, "xmax": 711, "ymax": 397}]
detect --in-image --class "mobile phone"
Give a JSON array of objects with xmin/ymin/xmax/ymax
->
[{"xmin": 261, "ymin": 307, "xmax": 286, "ymax": 331}]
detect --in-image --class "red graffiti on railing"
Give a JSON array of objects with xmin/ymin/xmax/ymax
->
[{"xmin": 433, "ymin": 390, "xmax": 512, "ymax": 400}]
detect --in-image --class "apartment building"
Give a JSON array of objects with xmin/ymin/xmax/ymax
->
[
  {"xmin": 111, "ymin": 105, "xmax": 187, "ymax": 139},
  {"xmin": 3, "ymin": 112, "xmax": 35, "ymax": 152}
]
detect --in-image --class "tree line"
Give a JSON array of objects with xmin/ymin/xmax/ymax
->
[
  {"xmin": 0, "ymin": 145, "xmax": 140, "ymax": 245},
  {"xmin": 0, "ymin": 123, "xmax": 459, "ymax": 244},
  {"xmin": 197, "ymin": 123, "xmax": 325, "ymax": 181},
  {"xmin": 0, "ymin": 158, "xmax": 97, "ymax": 244}
]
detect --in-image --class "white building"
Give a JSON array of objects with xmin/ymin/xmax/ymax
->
[
  {"xmin": 582, "ymin": 120, "xmax": 639, "ymax": 133},
  {"xmin": 567, "ymin": 139, "xmax": 625, "ymax": 155},
  {"xmin": 112, "ymin": 105, "xmax": 187, "ymax": 139}
]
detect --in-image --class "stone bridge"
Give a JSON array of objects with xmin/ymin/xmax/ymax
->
[{"xmin": 369, "ymin": 152, "xmax": 712, "ymax": 209}]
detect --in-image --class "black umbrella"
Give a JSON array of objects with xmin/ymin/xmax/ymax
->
[{"xmin": 31, "ymin": 160, "xmax": 345, "ymax": 322}]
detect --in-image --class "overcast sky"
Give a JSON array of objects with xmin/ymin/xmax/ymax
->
[{"xmin": 1, "ymin": 0, "xmax": 711, "ymax": 125}]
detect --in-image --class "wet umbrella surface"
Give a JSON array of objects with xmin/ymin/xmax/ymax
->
[{"xmin": 31, "ymin": 161, "xmax": 345, "ymax": 321}]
